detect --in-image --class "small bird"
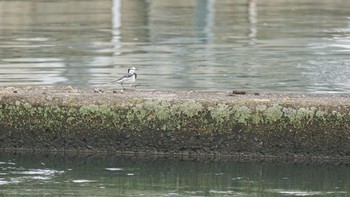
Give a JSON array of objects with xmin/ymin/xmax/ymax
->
[{"xmin": 112, "ymin": 67, "xmax": 137, "ymax": 89}]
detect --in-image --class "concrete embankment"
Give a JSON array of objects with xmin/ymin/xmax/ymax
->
[{"xmin": 0, "ymin": 86, "xmax": 349, "ymax": 161}]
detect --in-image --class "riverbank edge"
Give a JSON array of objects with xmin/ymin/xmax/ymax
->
[{"xmin": 1, "ymin": 86, "xmax": 350, "ymax": 162}]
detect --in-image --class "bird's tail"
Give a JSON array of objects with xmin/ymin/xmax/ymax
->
[
  {"xmin": 93, "ymin": 79, "xmax": 120, "ymax": 88},
  {"xmin": 110, "ymin": 79, "xmax": 122, "ymax": 84}
]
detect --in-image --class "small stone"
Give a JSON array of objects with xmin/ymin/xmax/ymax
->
[
  {"xmin": 13, "ymin": 89, "xmax": 18, "ymax": 93},
  {"xmin": 232, "ymin": 90, "xmax": 246, "ymax": 95}
]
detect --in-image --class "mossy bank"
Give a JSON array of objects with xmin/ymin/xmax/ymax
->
[{"xmin": 1, "ymin": 86, "xmax": 350, "ymax": 161}]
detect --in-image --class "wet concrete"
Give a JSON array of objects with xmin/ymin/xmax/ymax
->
[{"xmin": 0, "ymin": 86, "xmax": 350, "ymax": 162}]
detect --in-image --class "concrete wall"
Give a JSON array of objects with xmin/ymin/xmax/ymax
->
[{"xmin": 0, "ymin": 87, "xmax": 349, "ymax": 161}]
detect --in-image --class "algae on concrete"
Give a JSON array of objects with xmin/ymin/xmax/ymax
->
[{"xmin": 0, "ymin": 87, "xmax": 350, "ymax": 159}]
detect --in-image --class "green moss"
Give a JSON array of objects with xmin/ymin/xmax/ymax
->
[
  {"xmin": 209, "ymin": 104, "xmax": 232, "ymax": 124},
  {"xmin": 154, "ymin": 100, "xmax": 172, "ymax": 120},
  {"xmin": 0, "ymin": 105, "xmax": 3, "ymax": 120},
  {"xmin": 179, "ymin": 101, "xmax": 203, "ymax": 118},
  {"xmin": 331, "ymin": 110, "xmax": 343, "ymax": 119},
  {"xmin": 233, "ymin": 106, "xmax": 251, "ymax": 125},
  {"xmin": 282, "ymin": 107, "xmax": 297, "ymax": 122},
  {"xmin": 251, "ymin": 114, "xmax": 261, "ymax": 125},
  {"xmin": 296, "ymin": 108, "xmax": 315, "ymax": 121},
  {"xmin": 264, "ymin": 104, "xmax": 283, "ymax": 123},
  {"xmin": 79, "ymin": 104, "xmax": 99, "ymax": 115},
  {"xmin": 132, "ymin": 103, "xmax": 147, "ymax": 121},
  {"xmin": 315, "ymin": 110, "xmax": 327, "ymax": 120},
  {"xmin": 256, "ymin": 104, "xmax": 267, "ymax": 112},
  {"xmin": 1, "ymin": 95, "xmax": 350, "ymax": 137}
]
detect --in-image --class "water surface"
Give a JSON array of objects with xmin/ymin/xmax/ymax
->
[
  {"xmin": 0, "ymin": 0, "xmax": 350, "ymax": 92},
  {"xmin": 0, "ymin": 153, "xmax": 349, "ymax": 196}
]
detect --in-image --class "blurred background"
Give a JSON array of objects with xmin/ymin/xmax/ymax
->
[{"xmin": 0, "ymin": 0, "xmax": 350, "ymax": 92}]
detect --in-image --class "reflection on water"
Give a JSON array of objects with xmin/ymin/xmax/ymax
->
[
  {"xmin": 0, "ymin": 0, "xmax": 350, "ymax": 92},
  {"xmin": 0, "ymin": 153, "xmax": 349, "ymax": 196}
]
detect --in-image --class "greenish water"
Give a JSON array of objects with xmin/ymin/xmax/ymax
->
[
  {"xmin": 0, "ymin": 153, "xmax": 349, "ymax": 196},
  {"xmin": 0, "ymin": 0, "xmax": 350, "ymax": 92}
]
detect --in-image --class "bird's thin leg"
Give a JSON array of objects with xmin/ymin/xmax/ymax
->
[{"xmin": 121, "ymin": 83, "xmax": 125, "ymax": 90}]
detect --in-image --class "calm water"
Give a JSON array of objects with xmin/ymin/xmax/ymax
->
[
  {"xmin": 0, "ymin": 0, "xmax": 350, "ymax": 92},
  {"xmin": 0, "ymin": 153, "xmax": 349, "ymax": 197}
]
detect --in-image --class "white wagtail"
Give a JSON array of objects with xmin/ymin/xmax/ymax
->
[{"xmin": 112, "ymin": 67, "xmax": 137, "ymax": 89}]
